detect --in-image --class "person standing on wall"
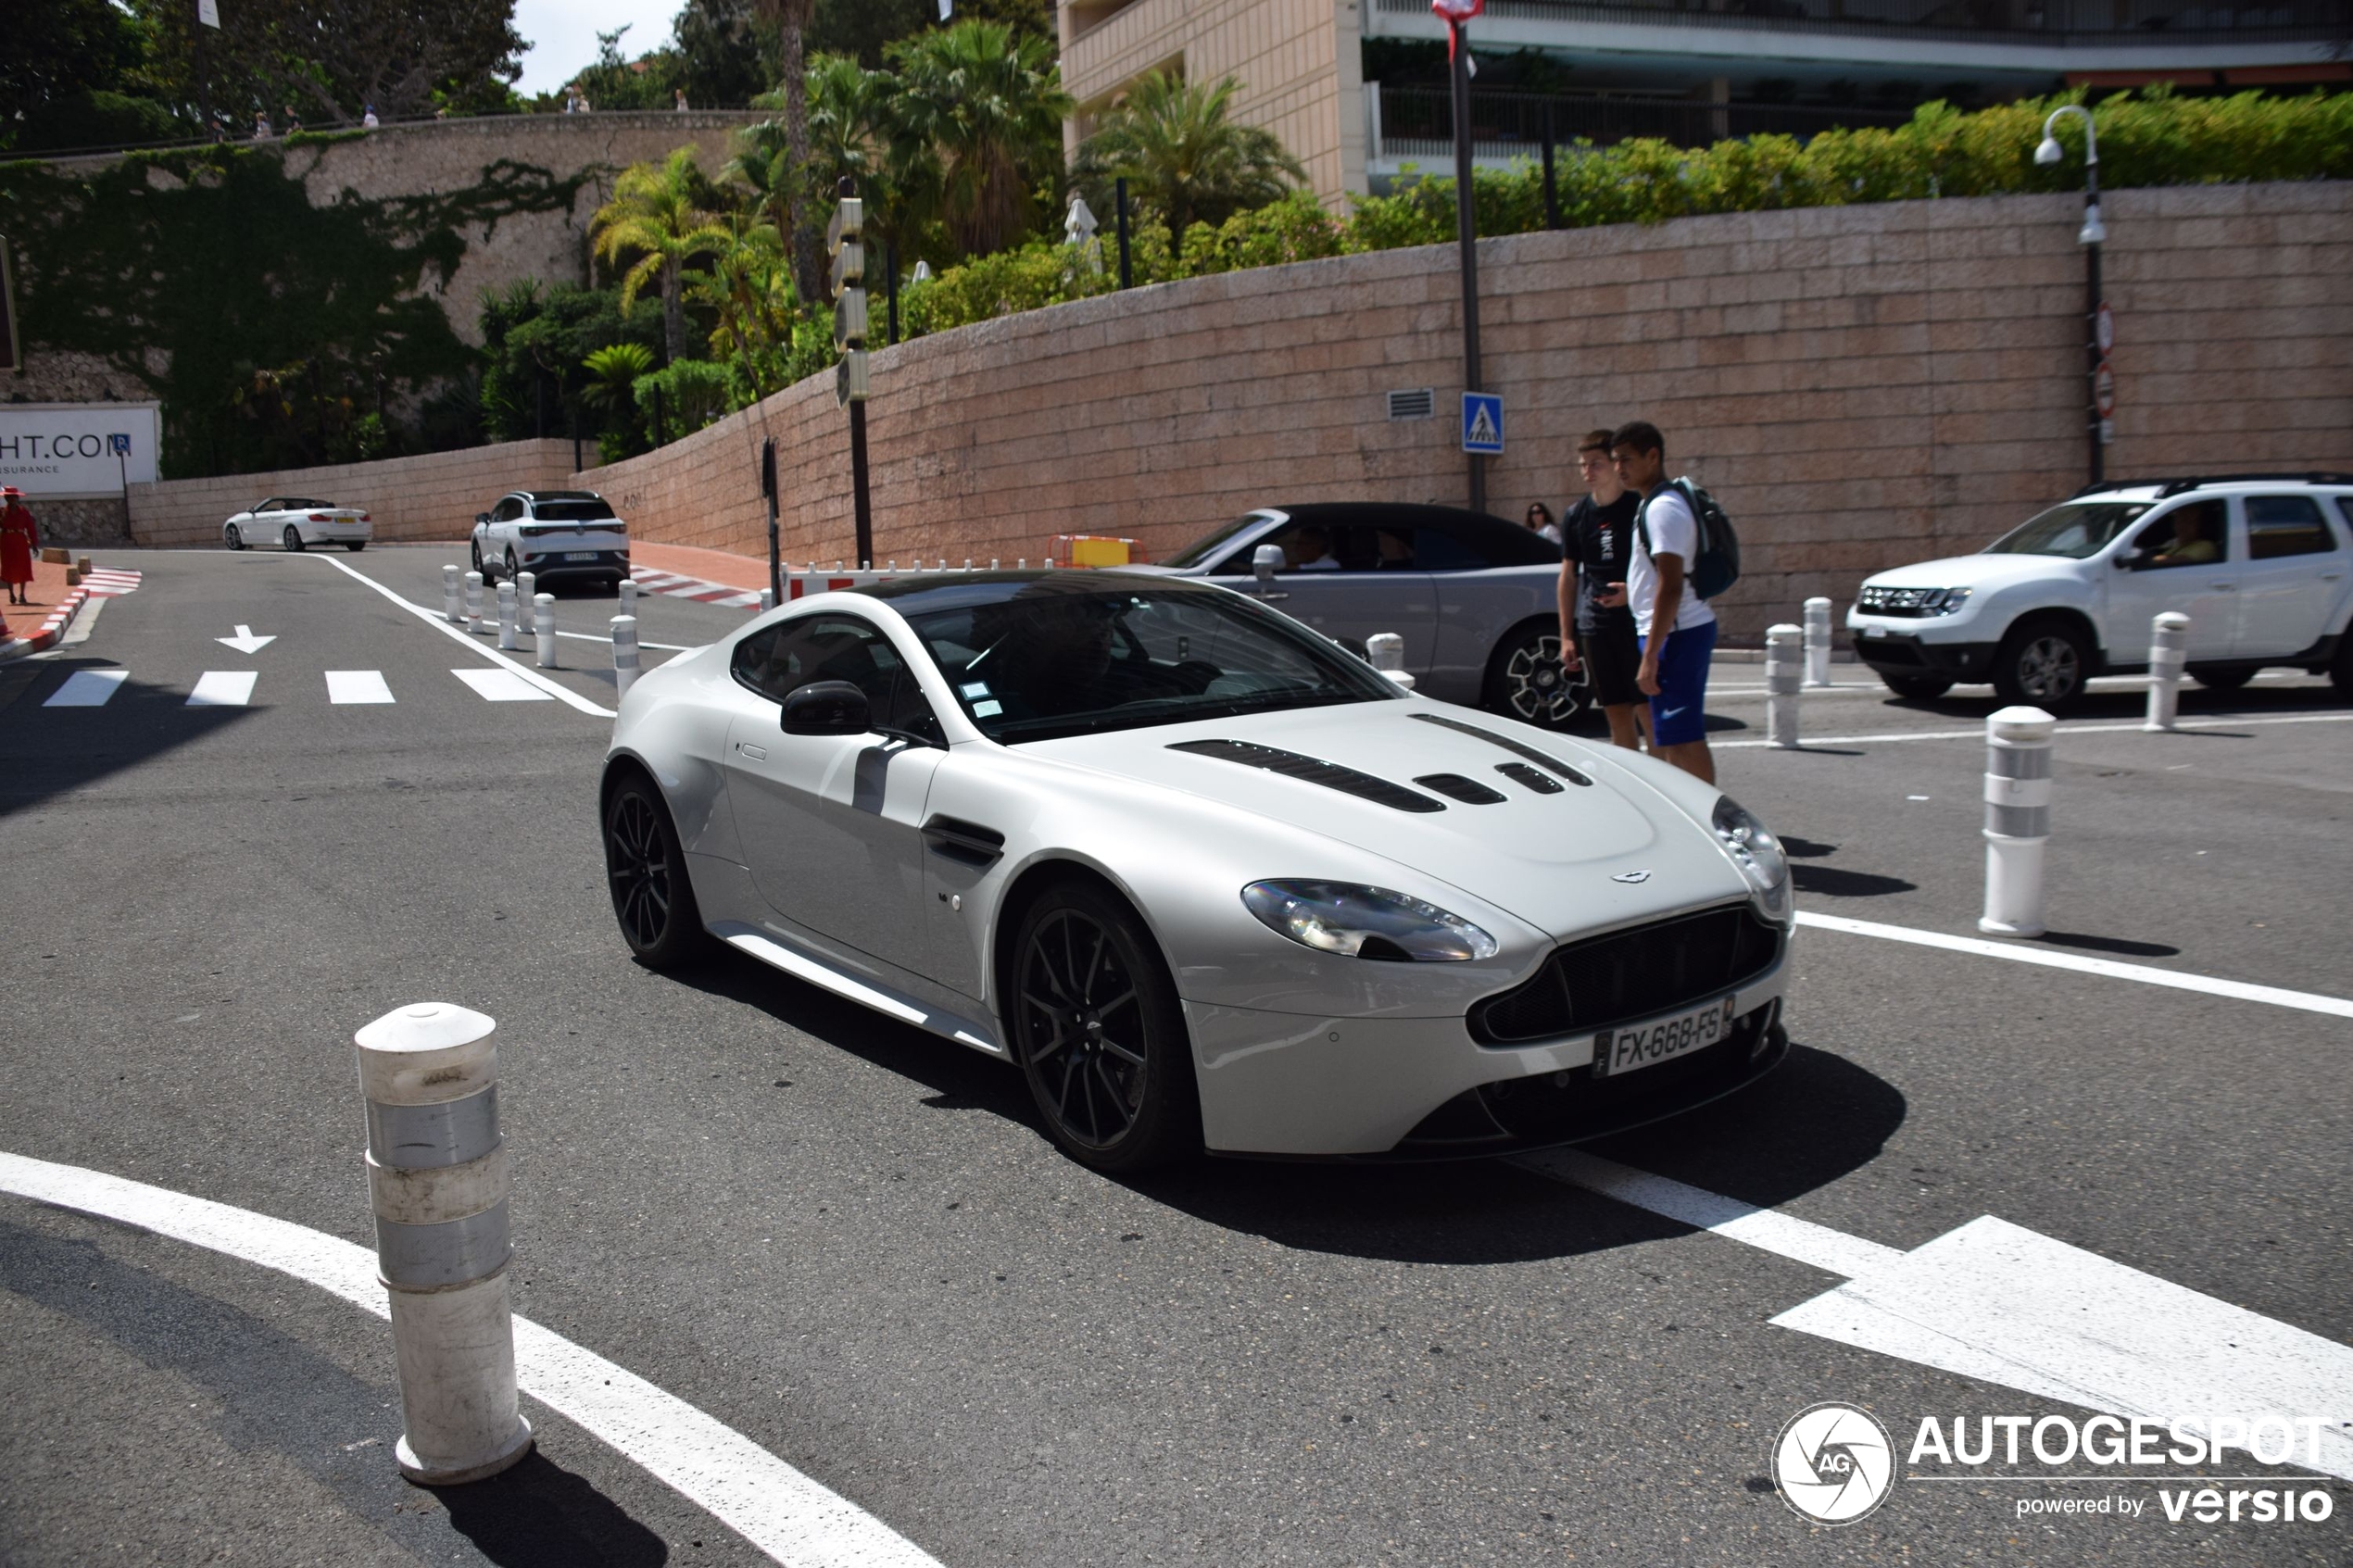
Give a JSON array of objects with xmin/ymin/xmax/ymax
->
[
  {"xmin": 1602, "ymin": 420, "xmax": 1718, "ymax": 783},
  {"xmin": 2, "ymin": 487, "xmax": 39, "ymax": 608},
  {"xmin": 1555, "ymin": 429, "xmax": 1648, "ymax": 753}
]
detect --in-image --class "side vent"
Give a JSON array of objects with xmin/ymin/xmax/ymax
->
[
  {"xmin": 1168, "ymin": 739, "xmax": 1445, "ymax": 813},
  {"xmin": 1409, "ymin": 712, "xmax": 1592, "ymax": 785},
  {"xmin": 922, "ymin": 814, "xmax": 1006, "ymax": 866},
  {"xmin": 1387, "ymin": 387, "xmax": 1435, "ymax": 421},
  {"xmin": 1416, "ymin": 772, "xmax": 1507, "ymax": 805},
  {"xmin": 1495, "ymin": 762, "xmax": 1565, "ymax": 796}
]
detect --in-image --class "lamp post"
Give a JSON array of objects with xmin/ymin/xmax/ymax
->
[
  {"xmin": 1436, "ymin": 0, "xmax": 1487, "ymax": 515},
  {"xmin": 2035, "ymin": 105, "xmax": 2108, "ymax": 485}
]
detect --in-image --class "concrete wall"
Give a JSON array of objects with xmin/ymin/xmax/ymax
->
[{"xmin": 126, "ymin": 440, "xmax": 577, "ymax": 549}]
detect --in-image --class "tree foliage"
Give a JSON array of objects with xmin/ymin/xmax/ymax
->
[
  {"xmin": 883, "ymin": 20, "xmax": 1070, "ymax": 258},
  {"xmin": 123, "ymin": 0, "xmax": 524, "ymax": 127},
  {"xmin": 1073, "ymin": 71, "xmax": 1306, "ymax": 237},
  {"xmin": 592, "ymin": 148, "xmax": 732, "ymax": 363}
]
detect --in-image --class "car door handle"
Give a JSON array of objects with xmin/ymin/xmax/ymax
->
[
  {"xmin": 2323, "ymin": 571, "xmax": 2346, "ymax": 582},
  {"xmin": 736, "ymin": 743, "xmax": 767, "ymax": 760},
  {"xmin": 2210, "ymin": 583, "xmax": 2233, "ymax": 591}
]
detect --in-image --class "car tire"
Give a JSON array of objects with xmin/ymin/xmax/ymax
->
[
  {"xmin": 283, "ymin": 524, "xmax": 305, "ymax": 553},
  {"xmin": 504, "ymin": 547, "xmax": 520, "ymax": 580},
  {"xmin": 1008, "ymin": 880, "xmax": 1200, "ymax": 1174},
  {"xmin": 2333, "ymin": 638, "xmax": 2353, "ymax": 700},
  {"xmin": 1991, "ymin": 619, "xmax": 2091, "ymax": 708},
  {"xmin": 344, "ymin": 541, "xmax": 366, "ymax": 553},
  {"xmin": 603, "ymin": 774, "xmax": 707, "ymax": 968},
  {"xmin": 1879, "ymin": 671, "xmax": 1955, "ymax": 701},
  {"xmin": 224, "ymin": 524, "xmax": 244, "ymax": 551},
  {"xmin": 2187, "ymin": 664, "xmax": 2254, "ymax": 691},
  {"xmin": 1482, "ymin": 619, "xmax": 1591, "ymax": 730},
  {"xmin": 472, "ymin": 540, "xmax": 491, "ymax": 582}
]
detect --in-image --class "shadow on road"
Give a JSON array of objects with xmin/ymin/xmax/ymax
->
[
  {"xmin": 438, "ymin": 1451, "xmax": 671, "ymax": 1567},
  {"xmin": 0, "ymin": 658, "xmax": 255, "ymax": 820},
  {"xmin": 1889, "ymin": 683, "xmax": 2348, "ymax": 724}
]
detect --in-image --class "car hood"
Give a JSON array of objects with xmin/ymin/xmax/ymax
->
[
  {"xmin": 1018, "ymin": 700, "xmax": 1749, "ymax": 936},
  {"xmin": 1862, "ymin": 553, "xmax": 2078, "ymax": 592}
]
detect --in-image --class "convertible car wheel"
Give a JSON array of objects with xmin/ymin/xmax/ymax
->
[
  {"xmin": 1485, "ymin": 621, "xmax": 1590, "ymax": 730},
  {"xmin": 282, "ymin": 523, "xmax": 305, "ymax": 552},
  {"xmin": 604, "ymin": 775, "xmax": 705, "ymax": 967},
  {"xmin": 224, "ymin": 523, "xmax": 244, "ymax": 551},
  {"xmin": 1011, "ymin": 882, "xmax": 1199, "ymax": 1173}
]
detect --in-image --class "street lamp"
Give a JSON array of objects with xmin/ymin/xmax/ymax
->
[{"xmin": 2036, "ymin": 104, "xmax": 2108, "ymax": 483}]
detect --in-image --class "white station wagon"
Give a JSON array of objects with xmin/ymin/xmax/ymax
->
[{"xmin": 221, "ymin": 497, "xmax": 371, "ymax": 553}]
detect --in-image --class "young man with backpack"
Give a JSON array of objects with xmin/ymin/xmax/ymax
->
[{"xmin": 1602, "ymin": 420, "xmax": 1720, "ymax": 783}]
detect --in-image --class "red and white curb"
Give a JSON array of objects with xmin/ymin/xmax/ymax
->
[
  {"xmin": 630, "ymin": 567, "xmax": 765, "ymax": 609},
  {"xmin": 0, "ymin": 587, "xmax": 91, "ymax": 660},
  {"xmin": 633, "ymin": 562, "xmax": 1000, "ymax": 611}
]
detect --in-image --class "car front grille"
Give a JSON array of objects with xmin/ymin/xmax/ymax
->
[{"xmin": 1468, "ymin": 904, "xmax": 1783, "ymax": 1045}]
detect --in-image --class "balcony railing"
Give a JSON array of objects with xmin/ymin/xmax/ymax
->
[
  {"xmin": 1367, "ymin": 84, "xmax": 1915, "ymax": 166},
  {"xmin": 1369, "ymin": 0, "xmax": 2350, "ymax": 45}
]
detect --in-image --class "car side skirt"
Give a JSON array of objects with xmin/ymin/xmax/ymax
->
[{"xmin": 709, "ymin": 919, "xmax": 1008, "ymax": 1059}]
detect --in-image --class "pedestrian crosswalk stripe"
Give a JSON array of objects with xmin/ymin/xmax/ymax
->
[
  {"xmin": 44, "ymin": 670, "xmax": 129, "ymax": 707},
  {"xmin": 80, "ymin": 569, "xmax": 144, "ymax": 598},
  {"xmin": 324, "ymin": 670, "xmax": 395, "ymax": 704},
  {"xmin": 187, "ymin": 671, "xmax": 258, "ymax": 707},
  {"xmin": 452, "ymin": 668, "xmax": 553, "ymax": 702},
  {"xmin": 631, "ymin": 566, "xmax": 762, "ymax": 605}
]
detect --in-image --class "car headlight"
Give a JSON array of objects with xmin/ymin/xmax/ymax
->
[
  {"xmin": 1924, "ymin": 586, "xmax": 1971, "ymax": 615},
  {"xmin": 1712, "ymin": 797, "xmax": 1791, "ymax": 918},
  {"xmin": 1240, "ymin": 880, "xmax": 1498, "ymax": 962},
  {"xmin": 1856, "ymin": 585, "xmax": 1971, "ymax": 615}
]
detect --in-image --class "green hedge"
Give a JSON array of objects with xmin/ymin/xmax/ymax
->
[{"xmin": 903, "ymin": 88, "xmax": 2350, "ymax": 335}]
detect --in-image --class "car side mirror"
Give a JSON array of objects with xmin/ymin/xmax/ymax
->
[
  {"xmin": 779, "ymin": 680, "xmax": 871, "ymax": 736},
  {"xmin": 1252, "ymin": 544, "xmax": 1284, "ymax": 586},
  {"xmin": 2117, "ymin": 549, "xmax": 2147, "ymax": 571},
  {"xmin": 475, "ymin": 512, "xmax": 491, "ymax": 527}
]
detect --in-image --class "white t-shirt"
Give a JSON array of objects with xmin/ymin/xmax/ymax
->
[{"xmin": 1626, "ymin": 484, "xmax": 1718, "ymax": 638}]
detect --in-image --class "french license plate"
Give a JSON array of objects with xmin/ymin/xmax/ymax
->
[
  {"xmin": 1592, "ymin": 997, "xmax": 1736, "ymax": 1079},
  {"xmin": 563, "ymin": 551, "xmax": 598, "ymax": 561}
]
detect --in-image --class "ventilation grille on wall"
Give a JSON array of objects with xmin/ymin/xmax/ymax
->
[{"xmin": 1387, "ymin": 388, "xmax": 1434, "ymax": 421}]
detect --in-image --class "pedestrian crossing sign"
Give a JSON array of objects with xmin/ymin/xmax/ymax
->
[{"xmin": 1461, "ymin": 392, "xmax": 1504, "ymax": 455}]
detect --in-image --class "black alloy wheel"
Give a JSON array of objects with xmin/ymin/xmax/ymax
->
[
  {"xmin": 604, "ymin": 776, "xmax": 705, "ymax": 966},
  {"xmin": 1992, "ymin": 620, "xmax": 2090, "ymax": 708},
  {"xmin": 283, "ymin": 523, "xmax": 305, "ymax": 552},
  {"xmin": 1485, "ymin": 621, "xmax": 1592, "ymax": 729},
  {"xmin": 1880, "ymin": 671, "xmax": 1955, "ymax": 701},
  {"xmin": 2187, "ymin": 664, "xmax": 2255, "ymax": 691},
  {"xmin": 1011, "ymin": 883, "xmax": 1198, "ymax": 1173}
]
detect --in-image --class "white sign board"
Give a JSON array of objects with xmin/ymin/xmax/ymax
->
[{"xmin": 0, "ymin": 403, "xmax": 162, "ymax": 499}]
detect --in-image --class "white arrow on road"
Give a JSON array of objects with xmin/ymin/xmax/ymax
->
[{"xmin": 216, "ymin": 624, "xmax": 275, "ymax": 654}]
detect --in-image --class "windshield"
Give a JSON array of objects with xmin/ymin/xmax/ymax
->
[
  {"xmin": 1984, "ymin": 501, "xmax": 2153, "ymax": 558},
  {"xmin": 534, "ymin": 499, "xmax": 618, "ymax": 522},
  {"xmin": 893, "ymin": 577, "xmax": 1401, "ymax": 744},
  {"xmin": 1161, "ymin": 512, "xmax": 1275, "ymax": 570}
]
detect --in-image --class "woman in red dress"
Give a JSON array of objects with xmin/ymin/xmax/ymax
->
[{"xmin": 0, "ymin": 486, "xmax": 38, "ymax": 607}]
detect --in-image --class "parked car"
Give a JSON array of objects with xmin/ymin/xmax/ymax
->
[
  {"xmin": 221, "ymin": 497, "xmax": 371, "ymax": 552},
  {"xmin": 1127, "ymin": 503, "xmax": 1583, "ymax": 726},
  {"xmin": 470, "ymin": 490, "xmax": 630, "ymax": 592},
  {"xmin": 600, "ymin": 571, "xmax": 1793, "ymax": 1172},
  {"xmin": 1847, "ymin": 474, "xmax": 2353, "ymax": 706}
]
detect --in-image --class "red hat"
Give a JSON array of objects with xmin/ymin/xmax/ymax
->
[{"xmin": 1, "ymin": 486, "xmax": 21, "ymax": 498}]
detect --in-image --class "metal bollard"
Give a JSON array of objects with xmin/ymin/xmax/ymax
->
[
  {"xmin": 759, "ymin": 587, "xmax": 775, "ymax": 613},
  {"xmin": 1765, "ymin": 622, "xmax": 1803, "ymax": 748},
  {"xmin": 515, "ymin": 571, "xmax": 535, "ymax": 621},
  {"xmin": 463, "ymin": 571, "xmax": 484, "ymax": 633},
  {"xmin": 612, "ymin": 614, "xmax": 640, "ymax": 696},
  {"xmin": 1365, "ymin": 631, "xmax": 1416, "ymax": 691},
  {"xmin": 1803, "ymin": 597, "xmax": 1833, "ymax": 687},
  {"xmin": 443, "ymin": 565, "xmax": 462, "ymax": 622},
  {"xmin": 618, "ymin": 579, "xmax": 637, "ymax": 615},
  {"xmin": 1979, "ymin": 706, "xmax": 2056, "ymax": 937},
  {"xmin": 535, "ymin": 594, "xmax": 557, "ymax": 669},
  {"xmin": 2145, "ymin": 611, "xmax": 2189, "ymax": 733},
  {"xmin": 353, "ymin": 1003, "xmax": 532, "ymax": 1486},
  {"xmin": 496, "ymin": 581, "xmax": 519, "ymax": 650}
]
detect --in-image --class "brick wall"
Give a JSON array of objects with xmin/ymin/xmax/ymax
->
[{"xmin": 126, "ymin": 440, "xmax": 577, "ymax": 548}]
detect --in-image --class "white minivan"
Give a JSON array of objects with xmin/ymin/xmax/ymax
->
[{"xmin": 1846, "ymin": 474, "xmax": 2353, "ymax": 707}]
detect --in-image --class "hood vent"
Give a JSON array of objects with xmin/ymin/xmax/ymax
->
[
  {"xmin": 1416, "ymin": 772, "xmax": 1507, "ymax": 805},
  {"xmin": 1408, "ymin": 712, "xmax": 1592, "ymax": 786},
  {"xmin": 1168, "ymin": 739, "xmax": 1445, "ymax": 813},
  {"xmin": 1495, "ymin": 762, "xmax": 1565, "ymax": 796}
]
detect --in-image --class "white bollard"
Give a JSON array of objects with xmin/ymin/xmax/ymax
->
[
  {"xmin": 515, "ymin": 571, "xmax": 535, "ymax": 616},
  {"xmin": 463, "ymin": 571, "xmax": 484, "ymax": 633},
  {"xmin": 1979, "ymin": 705, "xmax": 2056, "ymax": 937},
  {"xmin": 534, "ymin": 594, "xmax": 557, "ymax": 669},
  {"xmin": 989, "ymin": 558, "xmax": 1000, "ymax": 571},
  {"xmin": 2145, "ymin": 610, "xmax": 2189, "ymax": 733},
  {"xmin": 1765, "ymin": 622, "xmax": 1803, "ymax": 748},
  {"xmin": 759, "ymin": 587, "xmax": 775, "ymax": 613},
  {"xmin": 443, "ymin": 565, "xmax": 462, "ymax": 622},
  {"xmin": 963, "ymin": 559, "xmax": 974, "ymax": 571},
  {"xmin": 1803, "ymin": 597, "xmax": 1833, "ymax": 687},
  {"xmin": 618, "ymin": 578, "xmax": 637, "ymax": 615},
  {"xmin": 1017, "ymin": 558, "xmax": 1027, "ymax": 571},
  {"xmin": 612, "ymin": 615, "xmax": 640, "ymax": 697},
  {"xmin": 354, "ymin": 1003, "xmax": 532, "ymax": 1486},
  {"xmin": 1365, "ymin": 631, "xmax": 1416, "ymax": 691},
  {"xmin": 496, "ymin": 581, "xmax": 519, "ymax": 650}
]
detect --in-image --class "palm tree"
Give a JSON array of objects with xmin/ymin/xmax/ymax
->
[
  {"xmin": 886, "ymin": 20, "xmax": 1072, "ymax": 257},
  {"xmin": 751, "ymin": 0, "xmax": 824, "ymax": 308},
  {"xmin": 580, "ymin": 343, "xmax": 656, "ymax": 413},
  {"xmin": 1073, "ymin": 70, "xmax": 1306, "ymax": 237},
  {"xmin": 684, "ymin": 217, "xmax": 797, "ymax": 396},
  {"xmin": 592, "ymin": 149, "xmax": 733, "ymax": 362}
]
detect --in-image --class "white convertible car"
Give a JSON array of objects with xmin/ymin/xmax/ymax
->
[
  {"xmin": 221, "ymin": 496, "xmax": 371, "ymax": 552},
  {"xmin": 602, "ymin": 571, "xmax": 1793, "ymax": 1171}
]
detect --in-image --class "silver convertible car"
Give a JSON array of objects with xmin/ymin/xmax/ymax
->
[{"xmin": 601, "ymin": 571, "xmax": 1794, "ymax": 1172}]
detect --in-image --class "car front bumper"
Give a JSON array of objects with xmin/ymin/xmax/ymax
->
[
  {"xmin": 1184, "ymin": 942, "xmax": 1792, "ymax": 1158},
  {"xmin": 1848, "ymin": 621, "xmax": 1998, "ymax": 681}
]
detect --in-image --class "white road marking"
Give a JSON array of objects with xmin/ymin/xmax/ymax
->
[
  {"xmin": 453, "ymin": 667, "xmax": 555, "ymax": 702},
  {"xmin": 43, "ymin": 670, "xmax": 130, "ymax": 707},
  {"xmin": 324, "ymin": 670, "xmax": 395, "ymax": 705},
  {"xmin": 309, "ymin": 553, "xmax": 614, "ymax": 718},
  {"xmin": 556, "ymin": 628, "xmax": 694, "ymax": 652},
  {"xmin": 1795, "ymin": 909, "xmax": 2353, "ymax": 1018},
  {"xmin": 1718, "ymin": 711, "xmax": 2353, "ymax": 749},
  {"xmin": 187, "ymin": 671, "xmax": 258, "ymax": 707},
  {"xmin": 1516, "ymin": 1150, "xmax": 2353, "ymax": 1483},
  {"xmin": 216, "ymin": 624, "xmax": 276, "ymax": 654},
  {"xmin": 0, "ymin": 1150, "xmax": 944, "ymax": 1568}
]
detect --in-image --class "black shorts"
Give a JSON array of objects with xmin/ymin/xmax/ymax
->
[{"xmin": 1575, "ymin": 613, "xmax": 1643, "ymax": 709}]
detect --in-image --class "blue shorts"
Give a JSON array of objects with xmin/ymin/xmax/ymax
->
[{"xmin": 1641, "ymin": 619, "xmax": 1718, "ymax": 746}]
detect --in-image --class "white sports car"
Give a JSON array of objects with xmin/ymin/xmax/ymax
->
[
  {"xmin": 222, "ymin": 496, "xmax": 371, "ymax": 552},
  {"xmin": 601, "ymin": 571, "xmax": 1794, "ymax": 1170}
]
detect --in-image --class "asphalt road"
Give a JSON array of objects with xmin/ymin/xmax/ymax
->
[{"xmin": 3, "ymin": 547, "xmax": 2348, "ymax": 1567}]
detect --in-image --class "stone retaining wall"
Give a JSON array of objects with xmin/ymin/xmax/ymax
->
[{"xmin": 125, "ymin": 440, "xmax": 577, "ymax": 549}]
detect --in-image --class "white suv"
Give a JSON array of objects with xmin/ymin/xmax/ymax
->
[
  {"xmin": 1847, "ymin": 474, "xmax": 2353, "ymax": 707},
  {"xmin": 471, "ymin": 490, "xmax": 631, "ymax": 594}
]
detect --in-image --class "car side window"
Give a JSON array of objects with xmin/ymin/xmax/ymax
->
[
  {"xmin": 2245, "ymin": 495, "xmax": 2336, "ymax": 559},
  {"xmin": 732, "ymin": 615, "xmax": 943, "ymax": 744},
  {"xmin": 256, "ymin": 498, "xmax": 283, "ymax": 513},
  {"xmin": 1414, "ymin": 527, "xmax": 1490, "ymax": 572},
  {"xmin": 2130, "ymin": 500, "xmax": 2229, "ymax": 569},
  {"xmin": 494, "ymin": 497, "xmax": 525, "ymax": 523}
]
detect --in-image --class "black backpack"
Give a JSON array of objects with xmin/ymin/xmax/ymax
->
[{"xmin": 1637, "ymin": 478, "xmax": 1742, "ymax": 601}]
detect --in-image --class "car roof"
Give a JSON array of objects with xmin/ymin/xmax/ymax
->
[
  {"xmin": 2073, "ymin": 472, "xmax": 2353, "ymax": 501},
  {"xmin": 853, "ymin": 569, "xmax": 1217, "ymax": 606},
  {"xmin": 1247, "ymin": 502, "xmax": 1559, "ymax": 565}
]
